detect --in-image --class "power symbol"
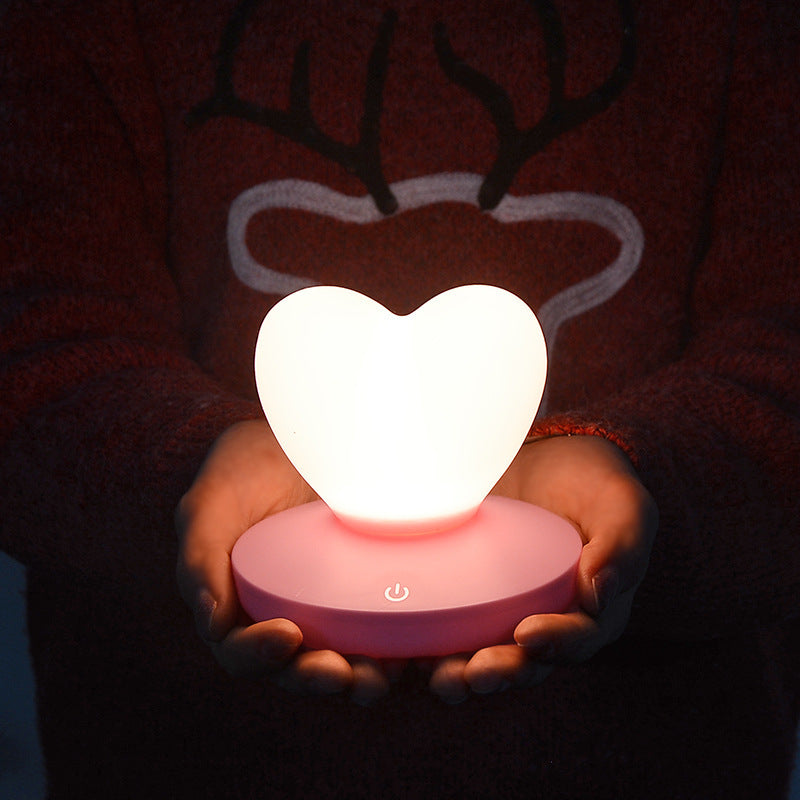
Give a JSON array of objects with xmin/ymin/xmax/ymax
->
[{"xmin": 384, "ymin": 583, "xmax": 410, "ymax": 602}]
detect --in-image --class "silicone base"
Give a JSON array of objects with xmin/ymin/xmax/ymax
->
[{"xmin": 232, "ymin": 496, "xmax": 582, "ymax": 659}]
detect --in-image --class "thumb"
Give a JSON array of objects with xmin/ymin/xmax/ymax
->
[
  {"xmin": 175, "ymin": 499, "xmax": 242, "ymax": 642},
  {"xmin": 575, "ymin": 483, "xmax": 658, "ymax": 617}
]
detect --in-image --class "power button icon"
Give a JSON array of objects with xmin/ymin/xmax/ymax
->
[{"xmin": 384, "ymin": 582, "xmax": 410, "ymax": 602}]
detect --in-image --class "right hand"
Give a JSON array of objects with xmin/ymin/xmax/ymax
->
[{"xmin": 175, "ymin": 420, "xmax": 392, "ymax": 704}]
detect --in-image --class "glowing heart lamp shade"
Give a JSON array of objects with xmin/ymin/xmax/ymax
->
[{"xmin": 231, "ymin": 285, "xmax": 582, "ymax": 658}]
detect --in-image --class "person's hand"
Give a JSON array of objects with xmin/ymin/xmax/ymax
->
[
  {"xmin": 429, "ymin": 434, "xmax": 658, "ymax": 703},
  {"xmin": 175, "ymin": 420, "xmax": 391, "ymax": 704}
]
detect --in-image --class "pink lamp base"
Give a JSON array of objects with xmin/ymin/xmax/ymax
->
[{"xmin": 232, "ymin": 496, "xmax": 582, "ymax": 659}]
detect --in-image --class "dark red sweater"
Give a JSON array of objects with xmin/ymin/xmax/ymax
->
[{"xmin": 1, "ymin": 1, "xmax": 798, "ymax": 797}]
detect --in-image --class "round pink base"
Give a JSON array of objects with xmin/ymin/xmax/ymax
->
[{"xmin": 232, "ymin": 496, "xmax": 582, "ymax": 659}]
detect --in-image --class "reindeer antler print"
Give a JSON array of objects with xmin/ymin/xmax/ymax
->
[
  {"xmin": 187, "ymin": 1, "xmax": 399, "ymax": 214},
  {"xmin": 435, "ymin": 0, "xmax": 636, "ymax": 210}
]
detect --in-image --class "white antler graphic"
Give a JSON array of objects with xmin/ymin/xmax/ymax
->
[
  {"xmin": 228, "ymin": 173, "xmax": 644, "ymax": 353},
  {"xmin": 198, "ymin": 1, "xmax": 645, "ymax": 411}
]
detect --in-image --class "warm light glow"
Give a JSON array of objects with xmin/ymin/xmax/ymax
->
[{"xmin": 255, "ymin": 285, "xmax": 547, "ymax": 534}]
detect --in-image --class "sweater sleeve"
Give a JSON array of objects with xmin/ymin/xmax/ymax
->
[
  {"xmin": 533, "ymin": 1, "xmax": 800, "ymax": 639},
  {"xmin": 0, "ymin": 3, "xmax": 259, "ymax": 584}
]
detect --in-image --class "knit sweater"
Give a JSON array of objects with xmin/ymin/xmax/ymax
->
[{"xmin": 1, "ymin": 1, "xmax": 798, "ymax": 798}]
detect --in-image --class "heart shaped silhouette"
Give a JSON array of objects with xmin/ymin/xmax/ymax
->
[{"xmin": 255, "ymin": 284, "xmax": 547, "ymax": 533}]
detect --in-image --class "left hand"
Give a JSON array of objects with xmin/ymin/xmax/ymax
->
[{"xmin": 429, "ymin": 434, "xmax": 658, "ymax": 703}]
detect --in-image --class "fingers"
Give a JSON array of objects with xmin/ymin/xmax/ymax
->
[
  {"xmin": 277, "ymin": 651, "xmax": 396, "ymax": 705},
  {"xmin": 429, "ymin": 647, "xmax": 555, "ymax": 702},
  {"xmin": 276, "ymin": 649, "xmax": 354, "ymax": 694},
  {"xmin": 206, "ymin": 621, "xmax": 391, "ymax": 703},
  {"xmin": 207, "ymin": 619, "xmax": 391, "ymax": 704},
  {"xmin": 429, "ymin": 655, "xmax": 471, "ymax": 704},
  {"xmin": 464, "ymin": 645, "xmax": 554, "ymax": 693},
  {"xmin": 515, "ymin": 589, "xmax": 637, "ymax": 664},
  {"xmin": 349, "ymin": 658, "xmax": 393, "ymax": 705},
  {"xmin": 428, "ymin": 585, "xmax": 640, "ymax": 703},
  {"xmin": 208, "ymin": 618, "xmax": 304, "ymax": 678},
  {"xmin": 428, "ymin": 605, "xmax": 628, "ymax": 702}
]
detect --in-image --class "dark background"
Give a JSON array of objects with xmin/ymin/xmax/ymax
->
[{"xmin": 0, "ymin": 550, "xmax": 798, "ymax": 799}]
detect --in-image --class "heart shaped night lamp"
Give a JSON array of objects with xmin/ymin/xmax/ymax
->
[{"xmin": 232, "ymin": 285, "xmax": 582, "ymax": 658}]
